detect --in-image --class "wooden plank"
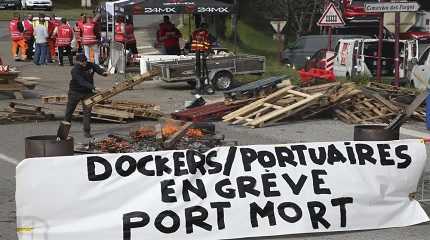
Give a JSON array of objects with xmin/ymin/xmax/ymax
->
[
  {"xmin": 231, "ymin": 106, "xmax": 272, "ymax": 125},
  {"xmin": 223, "ymin": 86, "xmax": 294, "ymax": 122},
  {"xmin": 261, "ymin": 99, "xmax": 319, "ymax": 127},
  {"xmin": 248, "ymin": 93, "xmax": 323, "ymax": 127},
  {"xmin": 163, "ymin": 122, "xmax": 193, "ymax": 149},
  {"xmin": 286, "ymin": 89, "xmax": 312, "ymax": 98}
]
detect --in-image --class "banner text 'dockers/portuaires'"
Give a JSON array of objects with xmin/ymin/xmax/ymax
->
[{"xmin": 87, "ymin": 142, "xmax": 413, "ymax": 240}]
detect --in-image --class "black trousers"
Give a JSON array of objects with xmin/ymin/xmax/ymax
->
[
  {"xmin": 25, "ymin": 37, "xmax": 34, "ymax": 59},
  {"xmin": 64, "ymin": 90, "xmax": 93, "ymax": 133},
  {"xmin": 58, "ymin": 46, "xmax": 73, "ymax": 65},
  {"xmin": 126, "ymin": 42, "xmax": 138, "ymax": 55},
  {"xmin": 195, "ymin": 51, "xmax": 209, "ymax": 90},
  {"xmin": 165, "ymin": 45, "xmax": 181, "ymax": 55}
]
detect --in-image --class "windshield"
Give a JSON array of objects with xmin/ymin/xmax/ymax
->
[{"xmin": 351, "ymin": 0, "xmax": 379, "ymax": 5}]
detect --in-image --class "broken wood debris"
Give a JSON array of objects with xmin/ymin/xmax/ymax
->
[{"xmin": 0, "ymin": 102, "xmax": 54, "ymax": 124}]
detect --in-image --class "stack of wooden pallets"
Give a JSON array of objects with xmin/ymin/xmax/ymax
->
[{"xmin": 0, "ymin": 102, "xmax": 54, "ymax": 124}]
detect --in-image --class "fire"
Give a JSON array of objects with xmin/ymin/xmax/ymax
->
[
  {"xmin": 162, "ymin": 122, "xmax": 179, "ymax": 138},
  {"xmin": 132, "ymin": 127, "xmax": 156, "ymax": 140},
  {"xmin": 186, "ymin": 128, "xmax": 204, "ymax": 138}
]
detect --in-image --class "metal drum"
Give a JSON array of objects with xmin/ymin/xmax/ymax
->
[
  {"xmin": 25, "ymin": 135, "xmax": 74, "ymax": 158},
  {"xmin": 354, "ymin": 124, "xmax": 400, "ymax": 141}
]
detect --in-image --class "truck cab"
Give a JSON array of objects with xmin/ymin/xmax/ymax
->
[{"xmin": 411, "ymin": 47, "xmax": 430, "ymax": 90}]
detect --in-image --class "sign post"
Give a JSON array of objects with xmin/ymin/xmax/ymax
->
[
  {"xmin": 270, "ymin": 20, "xmax": 287, "ymax": 62},
  {"xmin": 317, "ymin": 3, "xmax": 345, "ymax": 51},
  {"xmin": 365, "ymin": 1, "xmax": 420, "ymax": 86}
]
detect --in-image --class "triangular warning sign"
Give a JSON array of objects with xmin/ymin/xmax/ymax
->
[
  {"xmin": 317, "ymin": 3, "xmax": 345, "ymax": 26},
  {"xmin": 270, "ymin": 21, "xmax": 287, "ymax": 33}
]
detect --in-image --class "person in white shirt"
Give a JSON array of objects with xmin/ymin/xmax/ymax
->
[{"xmin": 33, "ymin": 14, "xmax": 49, "ymax": 65}]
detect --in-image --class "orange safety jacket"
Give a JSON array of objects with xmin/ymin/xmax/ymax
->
[
  {"xmin": 191, "ymin": 29, "xmax": 210, "ymax": 52},
  {"xmin": 9, "ymin": 19, "xmax": 23, "ymax": 41},
  {"xmin": 22, "ymin": 20, "xmax": 34, "ymax": 39},
  {"xmin": 56, "ymin": 24, "xmax": 73, "ymax": 47},
  {"xmin": 114, "ymin": 22, "xmax": 126, "ymax": 43},
  {"xmin": 82, "ymin": 22, "xmax": 97, "ymax": 45}
]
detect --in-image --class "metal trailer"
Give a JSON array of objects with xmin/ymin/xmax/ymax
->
[{"xmin": 150, "ymin": 54, "xmax": 266, "ymax": 90}]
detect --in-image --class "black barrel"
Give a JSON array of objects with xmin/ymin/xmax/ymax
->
[
  {"xmin": 354, "ymin": 125, "xmax": 400, "ymax": 141},
  {"xmin": 25, "ymin": 135, "xmax": 74, "ymax": 158}
]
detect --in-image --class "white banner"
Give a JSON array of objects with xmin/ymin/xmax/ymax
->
[{"xmin": 16, "ymin": 140, "xmax": 429, "ymax": 240}]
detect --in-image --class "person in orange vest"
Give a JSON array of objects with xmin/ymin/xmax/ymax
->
[
  {"xmin": 74, "ymin": 13, "xmax": 86, "ymax": 52},
  {"xmin": 114, "ymin": 16, "xmax": 126, "ymax": 44},
  {"xmin": 54, "ymin": 18, "xmax": 74, "ymax": 66},
  {"xmin": 22, "ymin": 14, "xmax": 34, "ymax": 60},
  {"xmin": 47, "ymin": 15, "xmax": 60, "ymax": 62},
  {"xmin": 82, "ymin": 16, "xmax": 100, "ymax": 65},
  {"xmin": 191, "ymin": 23, "xmax": 213, "ymax": 94},
  {"xmin": 156, "ymin": 16, "xmax": 173, "ymax": 54},
  {"xmin": 159, "ymin": 22, "xmax": 182, "ymax": 55},
  {"xmin": 125, "ymin": 17, "xmax": 138, "ymax": 56},
  {"xmin": 9, "ymin": 13, "xmax": 27, "ymax": 61}
]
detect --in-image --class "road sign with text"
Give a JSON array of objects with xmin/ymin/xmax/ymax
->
[{"xmin": 365, "ymin": 2, "xmax": 420, "ymax": 13}]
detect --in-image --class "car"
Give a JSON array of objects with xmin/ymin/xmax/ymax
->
[
  {"xmin": 0, "ymin": 0, "xmax": 21, "ymax": 10},
  {"xmin": 21, "ymin": 0, "xmax": 53, "ymax": 11},
  {"xmin": 282, "ymin": 35, "xmax": 369, "ymax": 68},
  {"xmin": 338, "ymin": 0, "xmax": 381, "ymax": 22}
]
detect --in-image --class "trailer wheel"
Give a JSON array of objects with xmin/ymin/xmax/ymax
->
[{"xmin": 212, "ymin": 71, "xmax": 235, "ymax": 90}]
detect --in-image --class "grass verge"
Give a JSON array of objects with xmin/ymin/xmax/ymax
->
[{"xmin": 0, "ymin": 9, "xmax": 93, "ymax": 21}]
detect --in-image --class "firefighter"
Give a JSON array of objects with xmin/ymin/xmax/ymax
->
[
  {"xmin": 82, "ymin": 16, "xmax": 100, "ymax": 65},
  {"xmin": 191, "ymin": 23, "xmax": 213, "ymax": 95},
  {"xmin": 22, "ymin": 14, "xmax": 34, "ymax": 60},
  {"xmin": 54, "ymin": 18, "xmax": 74, "ymax": 66},
  {"xmin": 47, "ymin": 15, "xmax": 60, "ymax": 62},
  {"xmin": 74, "ymin": 13, "xmax": 86, "ymax": 52},
  {"xmin": 114, "ymin": 16, "xmax": 126, "ymax": 44},
  {"xmin": 159, "ymin": 22, "xmax": 182, "ymax": 55},
  {"xmin": 9, "ymin": 13, "xmax": 27, "ymax": 61},
  {"xmin": 125, "ymin": 17, "xmax": 138, "ymax": 56},
  {"xmin": 156, "ymin": 16, "xmax": 173, "ymax": 53}
]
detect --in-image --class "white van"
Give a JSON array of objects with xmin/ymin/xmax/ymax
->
[
  {"xmin": 333, "ymin": 39, "xmax": 418, "ymax": 80},
  {"xmin": 410, "ymin": 46, "xmax": 430, "ymax": 90}
]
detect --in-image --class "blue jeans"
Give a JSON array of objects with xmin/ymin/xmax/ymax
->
[{"xmin": 34, "ymin": 43, "xmax": 48, "ymax": 65}]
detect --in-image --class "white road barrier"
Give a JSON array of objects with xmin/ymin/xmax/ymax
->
[{"xmin": 16, "ymin": 140, "xmax": 429, "ymax": 240}]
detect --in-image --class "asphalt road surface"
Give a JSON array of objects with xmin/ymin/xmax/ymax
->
[{"xmin": 0, "ymin": 15, "xmax": 430, "ymax": 240}]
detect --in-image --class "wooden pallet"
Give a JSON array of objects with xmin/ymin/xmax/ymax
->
[
  {"xmin": 75, "ymin": 105, "xmax": 134, "ymax": 123},
  {"xmin": 224, "ymin": 75, "xmax": 289, "ymax": 100},
  {"xmin": 42, "ymin": 95, "xmax": 68, "ymax": 105},
  {"xmin": 83, "ymin": 70, "xmax": 159, "ymax": 107},
  {"xmin": 172, "ymin": 102, "xmax": 245, "ymax": 122},
  {"xmin": 334, "ymin": 94, "xmax": 399, "ymax": 124},
  {"xmin": 223, "ymin": 86, "xmax": 323, "ymax": 128}
]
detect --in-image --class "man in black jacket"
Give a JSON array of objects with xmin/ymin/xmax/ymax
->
[{"xmin": 64, "ymin": 54, "xmax": 107, "ymax": 138}]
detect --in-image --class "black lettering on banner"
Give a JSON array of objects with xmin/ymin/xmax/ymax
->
[
  {"xmin": 240, "ymin": 147, "xmax": 257, "ymax": 172},
  {"xmin": 116, "ymin": 156, "xmax": 137, "ymax": 177},
  {"xmin": 237, "ymin": 176, "xmax": 261, "ymax": 198},
  {"xmin": 173, "ymin": 152, "xmax": 188, "ymax": 176},
  {"xmin": 261, "ymin": 173, "xmax": 281, "ymax": 197},
  {"xmin": 291, "ymin": 145, "xmax": 308, "ymax": 165},
  {"xmin": 155, "ymin": 156, "xmax": 173, "ymax": 176},
  {"xmin": 258, "ymin": 151, "xmax": 277, "ymax": 168},
  {"xmin": 206, "ymin": 150, "xmax": 222, "ymax": 174},
  {"xmin": 154, "ymin": 210, "xmax": 180, "ymax": 233},
  {"xmin": 185, "ymin": 206, "xmax": 212, "ymax": 234},
  {"xmin": 182, "ymin": 179, "xmax": 207, "ymax": 201},
  {"xmin": 312, "ymin": 170, "xmax": 331, "ymax": 195},
  {"xmin": 308, "ymin": 147, "xmax": 327, "ymax": 165},
  {"xmin": 137, "ymin": 155, "xmax": 155, "ymax": 176},
  {"xmin": 281, "ymin": 173, "xmax": 307, "ymax": 195},
  {"xmin": 307, "ymin": 201, "xmax": 330, "ymax": 229},
  {"xmin": 215, "ymin": 179, "xmax": 236, "ymax": 199},
  {"xmin": 377, "ymin": 144, "xmax": 395, "ymax": 166},
  {"xmin": 160, "ymin": 179, "xmax": 177, "ymax": 203},
  {"xmin": 275, "ymin": 147, "xmax": 297, "ymax": 167},
  {"xmin": 331, "ymin": 197, "xmax": 354, "ymax": 228},
  {"xmin": 344, "ymin": 142, "xmax": 357, "ymax": 164},
  {"xmin": 249, "ymin": 201, "xmax": 276, "ymax": 228},
  {"xmin": 186, "ymin": 150, "xmax": 206, "ymax": 175},
  {"xmin": 223, "ymin": 147, "xmax": 237, "ymax": 176},
  {"xmin": 123, "ymin": 211, "xmax": 150, "ymax": 240},
  {"xmin": 87, "ymin": 156, "xmax": 112, "ymax": 181},
  {"xmin": 278, "ymin": 202, "xmax": 303, "ymax": 223},
  {"xmin": 355, "ymin": 144, "xmax": 377, "ymax": 165},
  {"xmin": 327, "ymin": 144, "xmax": 347, "ymax": 165},
  {"xmin": 396, "ymin": 145, "xmax": 412, "ymax": 169},
  {"xmin": 210, "ymin": 202, "xmax": 232, "ymax": 230}
]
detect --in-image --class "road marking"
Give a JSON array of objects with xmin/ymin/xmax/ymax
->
[
  {"xmin": 400, "ymin": 128, "xmax": 430, "ymax": 138},
  {"xmin": 0, "ymin": 153, "xmax": 19, "ymax": 165}
]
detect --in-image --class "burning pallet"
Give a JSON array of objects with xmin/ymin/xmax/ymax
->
[
  {"xmin": 171, "ymin": 102, "xmax": 245, "ymax": 122},
  {"xmin": 0, "ymin": 102, "xmax": 54, "ymax": 124}
]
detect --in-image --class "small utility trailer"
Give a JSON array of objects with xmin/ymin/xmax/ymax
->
[{"xmin": 149, "ymin": 54, "xmax": 266, "ymax": 90}]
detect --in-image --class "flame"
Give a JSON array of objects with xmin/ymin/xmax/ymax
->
[
  {"xmin": 186, "ymin": 128, "xmax": 204, "ymax": 138},
  {"xmin": 162, "ymin": 122, "xmax": 179, "ymax": 138},
  {"xmin": 133, "ymin": 127, "xmax": 156, "ymax": 139}
]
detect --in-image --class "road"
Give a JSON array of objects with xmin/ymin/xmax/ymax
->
[{"xmin": 0, "ymin": 15, "xmax": 429, "ymax": 240}]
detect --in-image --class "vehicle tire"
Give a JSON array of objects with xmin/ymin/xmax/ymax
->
[
  {"xmin": 187, "ymin": 80, "xmax": 196, "ymax": 88},
  {"xmin": 212, "ymin": 71, "xmax": 236, "ymax": 91}
]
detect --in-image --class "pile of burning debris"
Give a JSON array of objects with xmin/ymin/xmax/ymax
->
[{"xmin": 77, "ymin": 121, "xmax": 237, "ymax": 153}]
